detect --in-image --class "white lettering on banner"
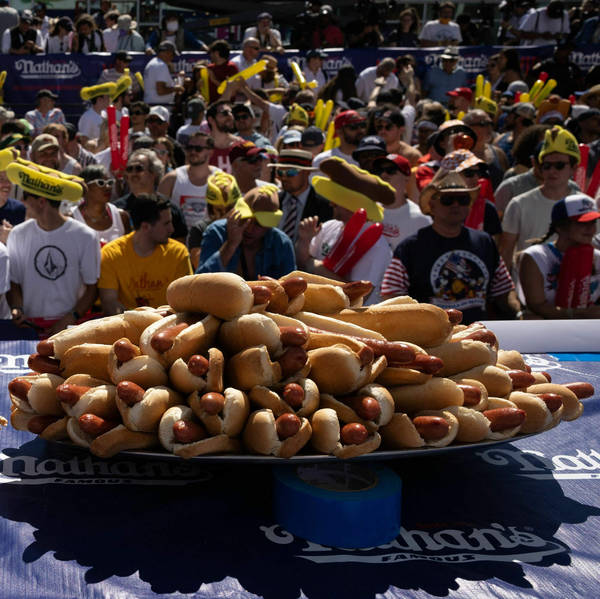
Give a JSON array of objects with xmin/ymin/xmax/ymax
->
[
  {"xmin": 15, "ymin": 59, "xmax": 81, "ymax": 79},
  {"xmin": 571, "ymin": 51, "xmax": 600, "ymax": 69},
  {"xmin": 477, "ymin": 447, "xmax": 600, "ymax": 480},
  {"xmin": 259, "ymin": 523, "xmax": 566, "ymax": 564},
  {"xmin": 0, "ymin": 451, "xmax": 213, "ymax": 486},
  {"xmin": 424, "ymin": 52, "xmax": 488, "ymax": 73},
  {"xmin": 0, "ymin": 353, "xmax": 30, "ymax": 375}
]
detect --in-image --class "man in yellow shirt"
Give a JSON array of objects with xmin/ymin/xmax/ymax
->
[{"xmin": 99, "ymin": 193, "xmax": 192, "ymax": 314}]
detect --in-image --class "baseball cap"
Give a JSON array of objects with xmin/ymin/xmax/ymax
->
[
  {"xmin": 257, "ymin": 12, "xmax": 272, "ymax": 20},
  {"xmin": 440, "ymin": 46, "xmax": 459, "ymax": 60},
  {"xmin": 148, "ymin": 105, "xmax": 169, "ymax": 122},
  {"xmin": 551, "ymin": 193, "xmax": 600, "ymax": 224},
  {"xmin": 373, "ymin": 153, "xmax": 411, "ymax": 176},
  {"xmin": 334, "ymin": 110, "xmax": 366, "ymax": 130},
  {"xmin": 37, "ymin": 89, "xmax": 58, "ymax": 100},
  {"xmin": 232, "ymin": 103, "xmax": 253, "ymax": 118},
  {"xmin": 31, "ymin": 133, "xmax": 59, "ymax": 154},
  {"xmin": 511, "ymin": 102, "xmax": 536, "ymax": 119},
  {"xmin": 158, "ymin": 40, "xmax": 179, "ymax": 55},
  {"xmin": 301, "ymin": 126, "xmax": 325, "ymax": 147},
  {"xmin": 352, "ymin": 135, "xmax": 387, "ymax": 160},
  {"xmin": 282, "ymin": 129, "xmax": 302, "ymax": 145},
  {"xmin": 306, "ymin": 49, "xmax": 327, "ymax": 60},
  {"xmin": 115, "ymin": 51, "xmax": 132, "ymax": 62},
  {"xmin": 229, "ymin": 140, "xmax": 266, "ymax": 163},
  {"xmin": 446, "ymin": 87, "xmax": 473, "ymax": 102}
]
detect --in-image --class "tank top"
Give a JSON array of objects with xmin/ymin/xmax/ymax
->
[
  {"xmin": 72, "ymin": 202, "xmax": 125, "ymax": 247},
  {"xmin": 171, "ymin": 165, "xmax": 208, "ymax": 228}
]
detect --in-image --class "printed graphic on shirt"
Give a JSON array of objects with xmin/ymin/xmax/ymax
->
[
  {"xmin": 180, "ymin": 195, "xmax": 207, "ymax": 224},
  {"xmin": 430, "ymin": 249, "xmax": 490, "ymax": 310},
  {"xmin": 34, "ymin": 245, "xmax": 67, "ymax": 280}
]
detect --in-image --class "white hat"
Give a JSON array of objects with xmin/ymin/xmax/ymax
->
[{"xmin": 148, "ymin": 105, "xmax": 169, "ymax": 122}]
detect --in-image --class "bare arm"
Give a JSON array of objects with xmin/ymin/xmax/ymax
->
[
  {"xmin": 47, "ymin": 283, "xmax": 98, "ymax": 335},
  {"xmin": 99, "ymin": 287, "xmax": 126, "ymax": 316},
  {"xmin": 499, "ymin": 231, "xmax": 518, "ymax": 271},
  {"xmin": 156, "ymin": 170, "xmax": 177, "ymax": 202},
  {"xmin": 6, "ymin": 282, "xmax": 26, "ymax": 326}
]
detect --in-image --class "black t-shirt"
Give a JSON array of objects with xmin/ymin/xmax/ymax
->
[
  {"xmin": 0, "ymin": 197, "xmax": 25, "ymax": 227},
  {"xmin": 394, "ymin": 225, "xmax": 502, "ymax": 324}
]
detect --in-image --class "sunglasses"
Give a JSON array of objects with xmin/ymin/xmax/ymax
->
[
  {"xmin": 186, "ymin": 144, "xmax": 213, "ymax": 152},
  {"xmin": 88, "ymin": 178, "xmax": 115, "ymax": 187},
  {"xmin": 126, "ymin": 164, "xmax": 146, "ymax": 173},
  {"xmin": 234, "ymin": 113, "xmax": 251, "ymax": 120},
  {"xmin": 439, "ymin": 194, "xmax": 471, "ymax": 206},
  {"xmin": 153, "ymin": 148, "xmax": 169, "ymax": 156},
  {"xmin": 541, "ymin": 161, "xmax": 569, "ymax": 171},
  {"xmin": 276, "ymin": 168, "xmax": 300, "ymax": 177},
  {"xmin": 373, "ymin": 165, "xmax": 399, "ymax": 176},
  {"xmin": 345, "ymin": 122, "xmax": 367, "ymax": 131},
  {"xmin": 130, "ymin": 110, "xmax": 146, "ymax": 116},
  {"xmin": 470, "ymin": 121, "xmax": 493, "ymax": 127},
  {"xmin": 375, "ymin": 123, "xmax": 394, "ymax": 132},
  {"xmin": 461, "ymin": 168, "xmax": 482, "ymax": 178}
]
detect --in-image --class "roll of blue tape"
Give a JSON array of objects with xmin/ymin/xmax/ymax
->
[{"xmin": 273, "ymin": 463, "xmax": 402, "ymax": 548}]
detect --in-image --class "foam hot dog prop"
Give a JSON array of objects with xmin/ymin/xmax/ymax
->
[
  {"xmin": 189, "ymin": 387, "xmax": 249, "ymax": 437},
  {"xmin": 56, "ymin": 374, "xmax": 118, "ymax": 420},
  {"xmin": 249, "ymin": 377, "xmax": 320, "ymax": 418},
  {"xmin": 310, "ymin": 407, "xmax": 381, "ymax": 458},
  {"xmin": 8, "ymin": 373, "xmax": 64, "ymax": 415},
  {"xmin": 80, "ymin": 82, "xmax": 117, "ymax": 101},
  {"xmin": 108, "ymin": 338, "xmax": 168, "ymax": 388},
  {"xmin": 159, "ymin": 405, "xmax": 241, "ymax": 458},
  {"xmin": 139, "ymin": 312, "xmax": 220, "ymax": 367},
  {"xmin": 115, "ymin": 382, "xmax": 181, "ymax": 432},
  {"xmin": 169, "ymin": 347, "xmax": 224, "ymax": 395},
  {"xmin": 6, "ymin": 162, "xmax": 83, "ymax": 203},
  {"xmin": 381, "ymin": 409, "xmax": 459, "ymax": 449}
]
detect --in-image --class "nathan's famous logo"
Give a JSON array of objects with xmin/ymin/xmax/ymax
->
[
  {"xmin": 260, "ymin": 523, "xmax": 567, "ymax": 564},
  {"xmin": 15, "ymin": 59, "xmax": 81, "ymax": 79},
  {"xmin": 18, "ymin": 171, "xmax": 62, "ymax": 196}
]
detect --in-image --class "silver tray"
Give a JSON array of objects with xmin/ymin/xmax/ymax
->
[{"xmin": 49, "ymin": 432, "xmax": 537, "ymax": 464}]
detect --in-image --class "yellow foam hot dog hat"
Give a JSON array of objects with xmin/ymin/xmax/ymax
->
[
  {"xmin": 0, "ymin": 148, "xmax": 84, "ymax": 185},
  {"xmin": 111, "ymin": 75, "xmax": 132, "ymax": 100},
  {"xmin": 6, "ymin": 162, "xmax": 83, "ymax": 202},
  {"xmin": 233, "ymin": 184, "xmax": 282, "ymax": 228},
  {"xmin": 538, "ymin": 125, "xmax": 580, "ymax": 165},
  {"xmin": 206, "ymin": 172, "xmax": 242, "ymax": 207},
  {"xmin": 474, "ymin": 96, "xmax": 497, "ymax": 117},
  {"xmin": 80, "ymin": 82, "xmax": 117, "ymax": 101}
]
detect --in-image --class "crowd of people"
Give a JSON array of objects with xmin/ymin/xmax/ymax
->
[{"xmin": 1, "ymin": 1, "xmax": 600, "ymax": 339}]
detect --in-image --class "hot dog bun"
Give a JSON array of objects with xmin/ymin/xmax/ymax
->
[
  {"xmin": 226, "ymin": 345, "xmax": 282, "ymax": 390},
  {"xmin": 525, "ymin": 383, "xmax": 583, "ymax": 421},
  {"xmin": 450, "ymin": 364, "xmax": 513, "ymax": 397},
  {"xmin": 218, "ymin": 313, "xmax": 282, "ymax": 356},
  {"xmin": 8, "ymin": 373, "xmax": 64, "ymax": 415},
  {"xmin": 294, "ymin": 310, "xmax": 386, "ymax": 340},
  {"xmin": 115, "ymin": 384, "xmax": 182, "ymax": 432},
  {"xmin": 302, "ymin": 284, "xmax": 349, "ymax": 314},
  {"xmin": 443, "ymin": 406, "xmax": 490, "ymax": 442},
  {"xmin": 250, "ymin": 377, "xmax": 320, "ymax": 418},
  {"xmin": 189, "ymin": 387, "xmax": 249, "ymax": 437},
  {"xmin": 389, "ymin": 377, "xmax": 464, "ymax": 413},
  {"xmin": 108, "ymin": 338, "xmax": 168, "ymax": 388},
  {"xmin": 168, "ymin": 347, "xmax": 224, "ymax": 394},
  {"xmin": 426, "ymin": 339, "xmax": 497, "ymax": 377},
  {"xmin": 61, "ymin": 343, "xmax": 112, "ymax": 381}
]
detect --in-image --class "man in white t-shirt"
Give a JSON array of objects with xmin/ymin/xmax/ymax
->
[
  {"xmin": 418, "ymin": 1, "xmax": 462, "ymax": 47},
  {"xmin": 143, "ymin": 40, "xmax": 184, "ymax": 106},
  {"xmin": 231, "ymin": 37, "xmax": 262, "ymax": 89},
  {"xmin": 302, "ymin": 49, "xmax": 327, "ymax": 94},
  {"xmin": 355, "ymin": 57, "xmax": 399, "ymax": 104},
  {"xmin": 78, "ymin": 91, "xmax": 111, "ymax": 145},
  {"xmin": 519, "ymin": 0, "xmax": 570, "ymax": 46}
]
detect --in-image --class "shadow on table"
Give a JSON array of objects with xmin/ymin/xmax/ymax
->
[{"xmin": 0, "ymin": 438, "xmax": 598, "ymax": 599}]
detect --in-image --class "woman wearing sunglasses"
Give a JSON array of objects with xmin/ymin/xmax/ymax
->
[
  {"xmin": 73, "ymin": 165, "xmax": 131, "ymax": 246},
  {"xmin": 152, "ymin": 136, "xmax": 177, "ymax": 173}
]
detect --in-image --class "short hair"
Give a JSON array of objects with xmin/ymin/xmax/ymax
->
[
  {"xmin": 130, "ymin": 193, "xmax": 171, "ymax": 229},
  {"xmin": 189, "ymin": 130, "xmax": 214, "ymax": 145},
  {"xmin": 208, "ymin": 39, "xmax": 230, "ymax": 59},
  {"xmin": 206, "ymin": 100, "xmax": 231, "ymax": 121},
  {"xmin": 80, "ymin": 163, "xmax": 109, "ymax": 183},
  {"xmin": 75, "ymin": 14, "xmax": 96, "ymax": 30},
  {"xmin": 128, "ymin": 148, "xmax": 164, "ymax": 182},
  {"xmin": 43, "ymin": 123, "xmax": 68, "ymax": 140},
  {"xmin": 64, "ymin": 122, "xmax": 77, "ymax": 141},
  {"xmin": 129, "ymin": 101, "xmax": 150, "ymax": 115},
  {"xmin": 374, "ymin": 106, "xmax": 405, "ymax": 128},
  {"xmin": 439, "ymin": 1, "xmax": 456, "ymax": 13},
  {"xmin": 24, "ymin": 192, "xmax": 61, "ymax": 210}
]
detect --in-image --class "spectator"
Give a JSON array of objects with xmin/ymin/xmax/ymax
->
[
  {"xmin": 197, "ymin": 185, "xmax": 295, "ymax": 279},
  {"xmin": 145, "ymin": 105, "xmax": 185, "ymax": 166},
  {"xmin": 446, "ymin": 87, "xmax": 472, "ymax": 119},
  {"xmin": 206, "ymin": 101, "xmax": 242, "ymax": 173},
  {"xmin": 25, "ymin": 89, "xmax": 66, "ymax": 137},
  {"xmin": 497, "ymin": 49, "xmax": 524, "ymax": 88},
  {"xmin": 233, "ymin": 103, "xmax": 270, "ymax": 148},
  {"xmin": 206, "ymin": 40, "xmax": 239, "ymax": 103},
  {"xmin": 528, "ymin": 41, "xmax": 585, "ymax": 99},
  {"xmin": 143, "ymin": 40, "xmax": 184, "ymax": 108},
  {"xmin": 269, "ymin": 148, "xmax": 332, "ymax": 243},
  {"xmin": 101, "ymin": 10, "xmax": 120, "ymax": 53},
  {"xmin": 418, "ymin": 1, "xmax": 462, "ymax": 47},
  {"xmin": 373, "ymin": 106, "xmax": 421, "ymax": 167},
  {"xmin": 570, "ymin": 108, "xmax": 600, "ymax": 144},
  {"xmin": 243, "ymin": 12, "xmax": 284, "ymax": 53},
  {"xmin": 301, "ymin": 126, "xmax": 325, "ymax": 157},
  {"xmin": 291, "ymin": 0, "xmax": 322, "ymax": 50},
  {"xmin": 0, "ymin": 170, "xmax": 25, "ymax": 244},
  {"xmin": 0, "ymin": 0, "xmax": 18, "ymax": 39},
  {"xmin": 99, "ymin": 193, "xmax": 192, "ymax": 314},
  {"xmin": 356, "ymin": 57, "xmax": 399, "ymax": 105},
  {"xmin": 520, "ymin": 193, "xmax": 600, "ymax": 318},
  {"xmin": 495, "ymin": 103, "xmax": 536, "ymax": 165},
  {"xmin": 318, "ymin": 64, "xmax": 357, "ymax": 104},
  {"xmin": 229, "ymin": 140, "xmax": 269, "ymax": 194},
  {"xmin": 312, "ymin": 4, "xmax": 344, "ymax": 48},
  {"xmin": 381, "ymin": 171, "xmax": 521, "ymax": 323},
  {"xmin": 313, "ymin": 110, "xmax": 367, "ymax": 172},
  {"xmin": 231, "ymin": 38, "xmax": 262, "ymax": 90},
  {"xmin": 64, "ymin": 122, "xmax": 98, "ymax": 169},
  {"xmin": 500, "ymin": 126, "xmax": 581, "ymax": 272},
  {"xmin": 152, "ymin": 136, "xmax": 177, "ymax": 173},
  {"xmin": 519, "ymin": 0, "xmax": 570, "ymax": 45},
  {"xmin": 256, "ymin": 54, "xmax": 289, "ymax": 98},
  {"xmin": 114, "ymin": 14, "xmax": 144, "ymax": 52},
  {"xmin": 77, "ymin": 87, "xmax": 111, "ymax": 145},
  {"xmin": 372, "ymin": 153, "xmax": 431, "ymax": 251},
  {"xmin": 3, "ymin": 10, "xmax": 43, "ymax": 54},
  {"xmin": 72, "ymin": 13, "xmax": 105, "ymax": 53},
  {"xmin": 46, "ymin": 16, "xmax": 74, "ymax": 53},
  {"xmin": 176, "ymin": 98, "xmax": 207, "ymax": 147},
  {"xmin": 128, "ymin": 101, "xmax": 150, "ymax": 134},
  {"xmin": 345, "ymin": 10, "xmax": 384, "ymax": 48},
  {"xmin": 393, "ymin": 8, "xmax": 420, "ymax": 47},
  {"xmin": 73, "ymin": 164, "xmax": 130, "ymax": 246},
  {"xmin": 7, "ymin": 188, "xmax": 99, "ymax": 336},
  {"xmin": 158, "ymin": 130, "xmax": 219, "ymax": 228},
  {"xmin": 422, "ymin": 46, "xmax": 467, "ymax": 105},
  {"xmin": 456, "ymin": 13, "xmax": 480, "ymax": 45},
  {"xmin": 498, "ymin": 1, "xmax": 535, "ymax": 45},
  {"xmin": 146, "ymin": 13, "xmax": 207, "ymax": 54},
  {"xmin": 97, "ymin": 51, "xmax": 141, "ymax": 97},
  {"xmin": 303, "ymin": 49, "xmax": 328, "ymax": 95},
  {"xmin": 43, "ymin": 123, "xmax": 82, "ymax": 175},
  {"xmin": 93, "ymin": 0, "xmax": 113, "ymax": 31}
]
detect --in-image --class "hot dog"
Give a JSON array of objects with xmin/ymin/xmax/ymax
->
[
  {"xmin": 388, "ymin": 377, "xmax": 464, "ymax": 413},
  {"xmin": 56, "ymin": 374, "xmax": 119, "ymax": 420},
  {"xmin": 449, "ymin": 364, "xmax": 513, "ymax": 397},
  {"xmin": 450, "ymin": 322, "xmax": 498, "ymax": 349},
  {"xmin": 443, "ymin": 406, "xmax": 490, "ymax": 442},
  {"xmin": 10, "ymin": 409, "xmax": 69, "ymax": 440},
  {"xmin": 293, "ymin": 310, "xmax": 386, "ymax": 341},
  {"xmin": 309, "ymin": 407, "xmax": 381, "ymax": 458},
  {"xmin": 107, "ymin": 338, "xmax": 168, "ymax": 388},
  {"xmin": 483, "ymin": 397, "xmax": 526, "ymax": 439},
  {"xmin": 525, "ymin": 383, "xmax": 583, "ymax": 421},
  {"xmin": 452, "ymin": 378, "xmax": 489, "ymax": 411},
  {"xmin": 8, "ymin": 373, "xmax": 64, "ymax": 415},
  {"xmin": 168, "ymin": 347, "xmax": 224, "ymax": 395},
  {"xmin": 60, "ymin": 343, "xmax": 112, "ymax": 381},
  {"xmin": 188, "ymin": 387, "xmax": 249, "ymax": 437},
  {"xmin": 425, "ymin": 339, "xmax": 497, "ymax": 377},
  {"xmin": 249, "ymin": 377, "xmax": 320, "ymax": 418},
  {"xmin": 506, "ymin": 391, "xmax": 559, "ymax": 433}
]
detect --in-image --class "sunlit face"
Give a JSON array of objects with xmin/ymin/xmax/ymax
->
[{"xmin": 562, "ymin": 219, "xmax": 598, "ymax": 246}]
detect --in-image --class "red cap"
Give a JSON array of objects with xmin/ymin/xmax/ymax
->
[
  {"xmin": 386, "ymin": 153, "xmax": 411, "ymax": 176},
  {"xmin": 446, "ymin": 87, "xmax": 473, "ymax": 102},
  {"xmin": 334, "ymin": 110, "xmax": 366, "ymax": 130},
  {"xmin": 228, "ymin": 141, "xmax": 266, "ymax": 163}
]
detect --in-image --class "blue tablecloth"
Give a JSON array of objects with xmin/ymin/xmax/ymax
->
[{"xmin": 0, "ymin": 340, "xmax": 599, "ymax": 599}]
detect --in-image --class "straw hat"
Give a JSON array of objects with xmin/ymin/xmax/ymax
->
[{"xmin": 419, "ymin": 171, "xmax": 479, "ymax": 215}]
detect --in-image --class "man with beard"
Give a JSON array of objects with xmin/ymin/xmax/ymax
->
[
  {"xmin": 373, "ymin": 106, "xmax": 422, "ymax": 167},
  {"xmin": 99, "ymin": 193, "xmax": 192, "ymax": 314},
  {"xmin": 206, "ymin": 100, "xmax": 242, "ymax": 173},
  {"xmin": 158, "ymin": 131, "xmax": 221, "ymax": 228}
]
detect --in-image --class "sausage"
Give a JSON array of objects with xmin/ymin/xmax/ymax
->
[
  {"xmin": 483, "ymin": 408, "xmax": 526, "ymax": 432},
  {"xmin": 113, "ymin": 338, "xmax": 139, "ymax": 363},
  {"xmin": 78, "ymin": 413, "xmax": 118, "ymax": 437},
  {"xmin": 412, "ymin": 415, "xmax": 449, "ymax": 441},
  {"xmin": 461, "ymin": 328, "xmax": 498, "ymax": 346},
  {"xmin": 251, "ymin": 285, "xmax": 273, "ymax": 305},
  {"xmin": 356, "ymin": 338, "xmax": 415, "ymax": 364},
  {"xmin": 8, "ymin": 378, "xmax": 32, "ymax": 402},
  {"xmin": 173, "ymin": 419, "xmax": 206, "ymax": 444},
  {"xmin": 537, "ymin": 393, "xmax": 563, "ymax": 413},
  {"xmin": 36, "ymin": 339, "xmax": 54, "ymax": 357},
  {"xmin": 342, "ymin": 280, "xmax": 373, "ymax": 303},
  {"xmin": 445, "ymin": 309, "xmax": 463, "ymax": 325},
  {"xmin": 280, "ymin": 276, "xmax": 307, "ymax": 299},
  {"xmin": 507, "ymin": 369, "xmax": 536, "ymax": 390},
  {"xmin": 457, "ymin": 384, "xmax": 482, "ymax": 407},
  {"xmin": 524, "ymin": 364, "xmax": 532, "ymax": 373},
  {"xmin": 56, "ymin": 383, "xmax": 91, "ymax": 406},
  {"xmin": 187, "ymin": 355, "xmax": 209, "ymax": 377},
  {"xmin": 116, "ymin": 381, "xmax": 145, "ymax": 406},
  {"xmin": 357, "ymin": 345, "xmax": 374, "ymax": 367},
  {"xmin": 278, "ymin": 346, "xmax": 308, "ymax": 378},
  {"xmin": 28, "ymin": 353, "xmax": 62, "ymax": 375},
  {"xmin": 198, "ymin": 392, "xmax": 225, "ymax": 415},
  {"xmin": 150, "ymin": 323, "xmax": 189, "ymax": 353},
  {"xmin": 275, "ymin": 413, "xmax": 301, "ymax": 440},
  {"xmin": 541, "ymin": 371, "xmax": 552, "ymax": 383},
  {"xmin": 340, "ymin": 422, "xmax": 368, "ymax": 445},
  {"xmin": 564, "ymin": 382, "xmax": 594, "ymax": 399},
  {"xmin": 390, "ymin": 354, "xmax": 443, "ymax": 374},
  {"xmin": 349, "ymin": 396, "xmax": 381, "ymax": 421},
  {"xmin": 279, "ymin": 326, "xmax": 308, "ymax": 347},
  {"xmin": 28, "ymin": 414, "xmax": 60, "ymax": 434},
  {"xmin": 282, "ymin": 383, "xmax": 304, "ymax": 409}
]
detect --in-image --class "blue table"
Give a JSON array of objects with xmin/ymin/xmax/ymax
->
[{"xmin": 0, "ymin": 340, "xmax": 599, "ymax": 599}]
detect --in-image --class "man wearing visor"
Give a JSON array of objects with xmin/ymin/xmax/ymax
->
[{"xmin": 196, "ymin": 185, "xmax": 295, "ymax": 279}]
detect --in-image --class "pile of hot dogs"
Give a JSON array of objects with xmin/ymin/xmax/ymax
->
[{"xmin": 6, "ymin": 271, "xmax": 594, "ymax": 459}]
